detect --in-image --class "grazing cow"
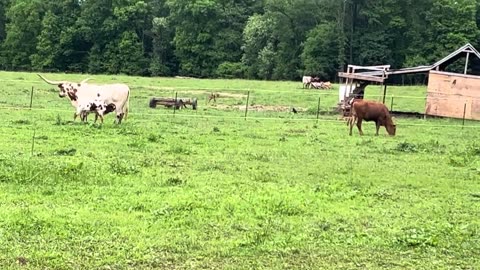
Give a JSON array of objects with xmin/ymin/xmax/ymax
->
[
  {"xmin": 310, "ymin": 82, "xmax": 324, "ymax": 89},
  {"xmin": 321, "ymin": 81, "xmax": 332, "ymax": 89},
  {"xmin": 37, "ymin": 74, "xmax": 130, "ymax": 124},
  {"xmin": 348, "ymin": 99, "xmax": 396, "ymax": 136},
  {"xmin": 208, "ymin": 92, "xmax": 220, "ymax": 103},
  {"xmin": 302, "ymin": 76, "xmax": 312, "ymax": 89}
]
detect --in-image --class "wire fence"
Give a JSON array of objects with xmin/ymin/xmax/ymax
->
[
  {"xmin": 2, "ymin": 82, "xmax": 480, "ymax": 157},
  {"xmin": 1, "ymin": 82, "xmax": 480, "ymax": 130}
]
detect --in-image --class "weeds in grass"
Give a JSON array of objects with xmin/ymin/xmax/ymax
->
[
  {"xmin": 395, "ymin": 140, "xmax": 446, "ymax": 154},
  {"xmin": 54, "ymin": 148, "xmax": 77, "ymax": 156},
  {"xmin": 395, "ymin": 227, "xmax": 438, "ymax": 248},
  {"xmin": 55, "ymin": 114, "xmax": 63, "ymax": 125},
  {"xmin": 147, "ymin": 134, "xmax": 163, "ymax": 143},
  {"xmin": 167, "ymin": 145, "xmax": 193, "ymax": 155},
  {"xmin": 110, "ymin": 158, "xmax": 140, "ymax": 175},
  {"xmin": 247, "ymin": 153, "xmax": 271, "ymax": 162},
  {"xmin": 253, "ymin": 171, "xmax": 278, "ymax": 183},
  {"xmin": 165, "ymin": 176, "xmax": 185, "ymax": 186},
  {"xmin": 127, "ymin": 140, "xmax": 146, "ymax": 149},
  {"xmin": 449, "ymin": 144, "xmax": 480, "ymax": 167},
  {"xmin": 12, "ymin": 119, "xmax": 31, "ymax": 125}
]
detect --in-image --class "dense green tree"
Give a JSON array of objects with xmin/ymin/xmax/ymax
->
[
  {"xmin": 301, "ymin": 23, "xmax": 340, "ymax": 79},
  {"xmin": 241, "ymin": 14, "xmax": 275, "ymax": 79},
  {"xmin": 167, "ymin": 0, "xmax": 257, "ymax": 77},
  {"xmin": 1, "ymin": 0, "xmax": 44, "ymax": 70},
  {"xmin": 0, "ymin": 0, "xmax": 480, "ymax": 80},
  {"xmin": 31, "ymin": 11, "xmax": 62, "ymax": 71},
  {"xmin": 425, "ymin": 0, "xmax": 479, "ymax": 62}
]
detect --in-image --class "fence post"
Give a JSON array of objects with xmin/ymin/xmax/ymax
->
[
  {"xmin": 244, "ymin": 91, "xmax": 250, "ymax": 120},
  {"xmin": 316, "ymin": 96, "xmax": 321, "ymax": 122},
  {"xmin": 173, "ymin": 91, "xmax": 178, "ymax": 117},
  {"xmin": 390, "ymin": 95, "xmax": 394, "ymax": 112},
  {"xmin": 29, "ymin": 86, "xmax": 34, "ymax": 109},
  {"xmin": 382, "ymin": 84, "xmax": 387, "ymax": 104},
  {"xmin": 424, "ymin": 97, "xmax": 427, "ymax": 120},
  {"xmin": 462, "ymin": 102, "xmax": 467, "ymax": 129}
]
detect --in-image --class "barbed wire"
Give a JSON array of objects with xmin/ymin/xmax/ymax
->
[{"xmin": 1, "ymin": 104, "xmax": 479, "ymax": 129}]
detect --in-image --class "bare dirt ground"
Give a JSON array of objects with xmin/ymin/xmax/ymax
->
[{"xmin": 211, "ymin": 104, "xmax": 307, "ymax": 112}]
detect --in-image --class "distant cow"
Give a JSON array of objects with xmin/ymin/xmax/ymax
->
[
  {"xmin": 302, "ymin": 76, "xmax": 312, "ymax": 89},
  {"xmin": 321, "ymin": 81, "xmax": 332, "ymax": 89},
  {"xmin": 348, "ymin": 99, "xmax": 396, "ymax": 136},
  {"xmin": 310, "ymin": 82, "xmax": 322, "ymax": 89}
]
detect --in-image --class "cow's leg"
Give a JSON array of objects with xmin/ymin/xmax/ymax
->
[
  {"xmin": 116, "ymin": 113, "xmax": 124, "ymax": 124},
  {"xmin": 349, "ymin": 117, "xmax": 356, "ymax": 136},
  {"xmin": 114, "ymin": 106, "xmax": 125, "ymax": 124},
  {"xmin": 356, "ymin": 119, "xmax": 364, "ymax": 135},
  {"xmin": 375, "ymin": 121, "xmax": 380, "ymax": 136}
]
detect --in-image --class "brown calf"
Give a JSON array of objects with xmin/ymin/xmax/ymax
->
[{"xmin": 348, "ymin": 99, "xmax": 396, "ymax": 136}]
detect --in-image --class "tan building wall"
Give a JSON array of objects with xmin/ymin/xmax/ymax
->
[{"xmin": 426, "ymin": 70, "xmax": 480, "ymax": 120}]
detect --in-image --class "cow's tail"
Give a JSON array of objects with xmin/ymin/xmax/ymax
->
[{"xmin": 123, "ymin": 87, "xmax": 130, "ymax": 121}]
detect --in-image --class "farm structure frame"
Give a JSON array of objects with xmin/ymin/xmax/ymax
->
[{"xmin": 338, "ymin": 43, "xmax": 480, "ymax": 120}]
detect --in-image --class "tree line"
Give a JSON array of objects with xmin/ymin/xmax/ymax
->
[{"xmin": 0, "ymin": 0, "xmax": 478, "ymax": 82}]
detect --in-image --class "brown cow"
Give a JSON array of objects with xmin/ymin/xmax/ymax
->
[{"xmin": 348, "ymin": 99, "xmax": 396, "ymax": 136}]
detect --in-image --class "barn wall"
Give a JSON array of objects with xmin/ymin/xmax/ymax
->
[{"xmin": 426, "ymin": 70, "xmax": 480, "ymax": 120}]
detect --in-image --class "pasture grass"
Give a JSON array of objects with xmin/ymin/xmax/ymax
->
[{"xmin": 0, "ymin": 71, "xmax": 479, "ymax": 269}]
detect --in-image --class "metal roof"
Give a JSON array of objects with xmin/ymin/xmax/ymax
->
[{"xmin": 338, "ymin": 43, "xmax": 480, "ymax": 82}]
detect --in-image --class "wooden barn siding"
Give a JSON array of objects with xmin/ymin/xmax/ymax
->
[{"xmin": 426, "ymin": 71, "xmax": 480, "ymax": 120}]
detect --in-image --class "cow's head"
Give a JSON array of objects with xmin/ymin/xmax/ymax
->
[
  {"xmin": 104, "ymin": 103, "xmax": 116, "ymax": 115},
  {"xmin": 387, "ymin": 117, "xmax": 396, "ymax": 136},
  {"xmin": 37, "ymin": 74, "xmax": 90, "ymax": 100}
]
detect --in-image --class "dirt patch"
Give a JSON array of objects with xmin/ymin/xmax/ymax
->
[
  {"xmin": 211, "ymin": 104, "xmax": 307, "ymax": 112},
  {"xmin": 140, "ymin": 87, "xmax": 247, "ymax": 99}
]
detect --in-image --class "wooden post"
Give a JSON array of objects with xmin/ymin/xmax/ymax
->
[
  {"xmin": 462, "ymin": 102, "xmax": 467, "ymax": 129},
  {"xmin": 390, "ymin": 95, "xmax": 394, "ymax": 112},
  {"xmin": 29, "ymin": 86, "xmax": 34, "ymax": 109},
  {"xmin": 316, "ymin": 96, "xmax": 321, "ymax": 121},
  {"xmin": 173, "ymin": 92, "xmax": 178, "ymax": 116},
  {"xmin": 424, "ymin": 97, "xmax": 427, "ymax": 120},
  {"xmin": 382, "ymin": 84, "xmax": 387, "ymax": 104},
  {"xmin": 244, "ymin": 91, "xmax": 250, "ymax": 120},
  {"xmin": 464, "ymin": 52, "xmax": 470, "ymax": 75}
]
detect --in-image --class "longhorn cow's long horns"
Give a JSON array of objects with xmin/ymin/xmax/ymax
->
[
  {"xmin": 37, "ymin": 74, "xmax": 68, "ymax": 85},
  {"xmin": 80, "ymin": 78, "xmax": 92, "ymax": 84}
]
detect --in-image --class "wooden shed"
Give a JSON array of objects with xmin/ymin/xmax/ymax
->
[
  {"xmin": 426, "ymin": 71, "xmax": 480, "ymax": 120},
  {"xmin": 337, "ymin": 43, "xmax": 480, "ymax": 120}
]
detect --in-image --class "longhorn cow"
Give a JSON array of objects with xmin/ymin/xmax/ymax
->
[{"xmin": 37, "ymin": 74, "xmax": 130, "ymax": 124}]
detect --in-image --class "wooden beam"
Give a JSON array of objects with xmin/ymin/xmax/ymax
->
[
  {"xmin": 464, "ymin": 52, "xmax": 470, "ymax": 75},
  {"xmin": 347, "ymin": 64, "xmax": 390, "ymax": 71},
  {"xmin": 338, "ymin": 72, "xmax": 386, "ymax": 83}
]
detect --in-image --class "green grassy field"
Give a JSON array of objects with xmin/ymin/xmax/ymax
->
[{"xmin": 0, "ymin": 71, "xmax": 479, "ymax": 269}]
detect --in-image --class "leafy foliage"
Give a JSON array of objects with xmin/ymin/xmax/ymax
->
[{"xmin": 0, "ymin": 0, "xmax": 480, "ymax": 79}]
